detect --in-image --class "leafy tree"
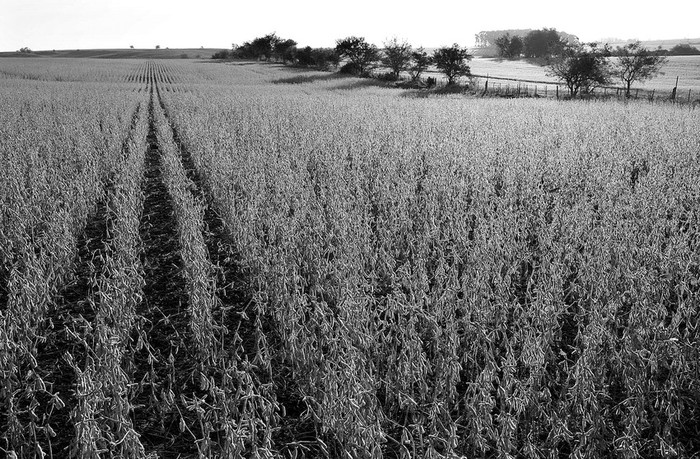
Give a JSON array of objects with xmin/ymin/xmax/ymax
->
[
  {"xmin": 382, "ymin": 38, "xmax": 412, "ymax": 80},
  {"xmin": 155, "ymin": 45, "xmax": 160, "ymax": 49},
  {"xmin": 274, "ymin": 38, "xmax": 297, "ymax": 62},
  {"xmin": 250, "ymin": 33, "xmax": 279, "ymax": 60},
  {"xmin": 495, "ymin": 34, "xmax": 510, "ymax": 57},
  {"xmin": 17, "ymin": 47, "xmax": 32, "ymax": 53},
  {"xmin": 547, "ymin": 42, "xmax": 611, "ymax": 97},
  {"xmin": 335, "ymin": 36, "xmax": 380, "ymax": 75},
  {"xmin": 433, "ymin": 44, "xmax": 472, "ymax": 85},
  {"xmin": 612, "ymin": 41, "xmax": 667, "ymax": 97},
  {"xmin": 524, "ymin": 28, "xmax": 567, "ymax": 58},
  {"xmin": 234, "ymin": 33, "xmax": 296, "ymax": 61},
  {"xmin": 408, "ymin": 47, "xmax": 433, "ymax": 81},
  {"xmin": 475, "ymin": 29, "xmax": 532, "ymax": 48},
  {"xmin": 495, "ymin": 33, "xmax": 524, "ymax": 59},
  {"xmin": 668, "ymin": 43, "xmax": 700, "ymax": 55},
  {"xmin": 130, "ymin": 45, "xmax": 134, "ymax": 49},
  {"xmin": 296, "ymin": 46, "xmax": 314, "ymax": 66},
  {"xmin": 509, "ymin": 36, "xmax": 524, "ymax": 58}
]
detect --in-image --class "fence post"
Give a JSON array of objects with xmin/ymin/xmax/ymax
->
[
  {"xmin": 689, "ymin": 89, "xmax": 692, "ymax": 103},
  {"xmin": 671, "ymin": 76, "xmax": 679, "ymax": 101},
  {"xmin": 556, "ymin": 85, "xmax": 559, "ymax": 99},
  {"xmin": 635, "ymin": 88, "xmax": 639, "ymax": 99}
]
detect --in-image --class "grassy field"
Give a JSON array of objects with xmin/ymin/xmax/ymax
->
[{"xmin": 1, "ymin": 58, "xmax": 700, "ymax": 458}]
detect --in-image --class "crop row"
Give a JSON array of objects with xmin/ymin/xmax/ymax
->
[
  {"xmin": 0, "ymin": 79, "xmax": 146, "ymax": 456},
  {"xmin": 152, "ymin": 89, "xmax": 280, "ymax": 456},
  {"xmin": 69, "ymin": 97, "xmax": 149, "ymax": 457}
]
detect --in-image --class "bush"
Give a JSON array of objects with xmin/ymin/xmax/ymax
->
[
  {"xmin": 211, "ymin": 50, "xmax": 231, "ymax": 60},
  {"xmin": 296, "ymin": 46, "xmax": 315, "ymax": 66},
  {"xmin": 339, "ymin": 62, "xmax": 362, "ymax": 75},
  {"xmin": 376, "ymin": 71, "xmax": 399, "ymax": 82}
]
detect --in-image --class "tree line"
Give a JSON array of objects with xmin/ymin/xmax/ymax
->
[
  {"xmin": 214, "ymin": 33, "xmax": 475, "ymax": 86},
  {"xmin": 481, "ymin": 29, "xmax": 680, "ymax": 98},
  {"xmin": 493, "ymin": 30, "xmax": 700, "ymax": 60},
  {"xmin": 213, "ymin": 30, "xmax": 676, "ymax": 98}
]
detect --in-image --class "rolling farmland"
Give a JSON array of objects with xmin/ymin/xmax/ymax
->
[
  {"xmin": 1, "ymin": 58, "xmax": 699, "ymax": 458},
  {"xmin": 439, "ymin": 56, "xmax": 700, "ymax": 95}
]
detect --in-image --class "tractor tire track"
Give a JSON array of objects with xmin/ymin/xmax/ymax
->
[{"xmin": 130, "ymin": 64, "xmax": 202, "ymax": 457}]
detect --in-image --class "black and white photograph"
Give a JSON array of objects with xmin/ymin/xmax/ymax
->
[{"xmin": 1, "ymin": 0, "xmax": 699, "ymax": 457}]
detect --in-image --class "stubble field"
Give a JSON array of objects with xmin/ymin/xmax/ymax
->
[{"xmin": 1, "ymin": 57, "xmax": 699, "ymax": 458}]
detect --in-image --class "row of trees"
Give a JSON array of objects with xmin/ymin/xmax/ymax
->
[
  {"xmin": 330, "ymin": 36, "xmax": 477, "ymax": 85},
  {"xmin": 665, "ymin": 43, "xmax": 700, "ymax": 55},
  {"xmin": 213, "ymin": 32, "xmax": 669, "ymax": 98},
  {"xmin": 547, "ymin": 41, "xmax": 667, "ymax": 98},
  {"xmin": 330, "ymin": 37, "xmax": 475, "ymax": 85},
  {"xmin": 495, "ymin": 29, "xmax": 570, "ymax": 59},
  {"xmin": 213, "ymin": 34, "xmax": 475, "ymax": 85},
  {"xmin": 477, "ymin": 28, "xmax": 578, "ymax": 57},
  {"xmin": 488, "ymin": 29, "xmax": 669, "ymax": 98},
  {"xmin": 212, "ymin": 34, "xmax": 299, "ymax": 62},
  {"xmin": 495, "ymin": 30, "xmax": 700, "ymax": 60}
]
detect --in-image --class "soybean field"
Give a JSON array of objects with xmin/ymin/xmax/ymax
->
[{"xmin": 1, "ymin": 58, "xmax": 699, "ymax": 459}]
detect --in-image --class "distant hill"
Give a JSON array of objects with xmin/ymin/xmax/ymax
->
[
  {"xmin": 602, "ymin": 38, "xmax": 700, "ymax": 50},
  {"xmin": 0, "ymin": 48, "xmax": 223, "ymax": 59}
]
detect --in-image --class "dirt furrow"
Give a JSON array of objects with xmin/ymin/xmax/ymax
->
[{"xmin": 130, "ymin": 71, "xmax": 202, "ymax": 456}]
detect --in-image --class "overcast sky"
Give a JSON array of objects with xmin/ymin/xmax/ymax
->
[{"xmin": 1, "ymin": 0, "xmax": 698, "ymax": 51}]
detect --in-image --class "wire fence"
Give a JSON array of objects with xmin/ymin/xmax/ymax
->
[{"xmin": 424, "ymin": 72, "xmax": 699, "ymax": 106}]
